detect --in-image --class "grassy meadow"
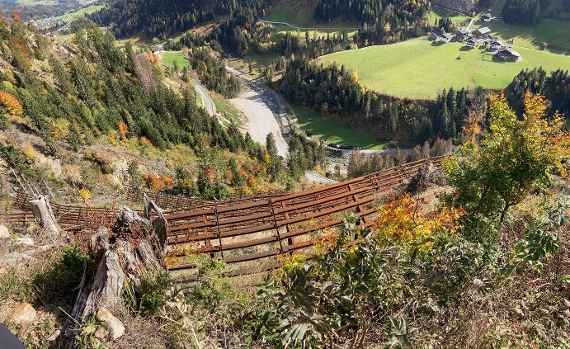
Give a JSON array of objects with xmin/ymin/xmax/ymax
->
[
  {"xmin": 56, "ymin": 4, "xmax": 104, "ymax": 23},
  {"xmin": 160, "ymin": 51, "xmax": 189, "ymax": 70},
  {"xmin": 486, "ymin": 19, "xmax": 570, "ymax": 53},
  {"xmin": 265, "ymin": 0, "xmax": 358, "ymax": 38},
  {"xmin": 266, "ymin": 0, "xmax": 320, "ymax": 27},
  {"xmin": 291, "ymin": 104, "xmax": 385, "ymax": 150},
  {"xmin": 320, "ymin": 37, "xmax": 570, "ymax": 99}
]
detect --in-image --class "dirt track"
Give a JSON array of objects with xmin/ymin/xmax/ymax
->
[{"xmin": 226, "ymin": 66, "xmax": 289, "ymax": 157}]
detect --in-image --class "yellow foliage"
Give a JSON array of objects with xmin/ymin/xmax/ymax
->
[
  {"xmin": 21, "ymin": 143, "xmax": 36, "ymax": 161},
  {"xmin": 49, "ymin": 118, "xmax": 70, "ymax": 141},
  {"xmin": 351, "ymin": 71, "xmax": 359, "ymax": 82},
  {"xmin": 145, "ymin": 51, "xmax": 159, "ymax": 66},
  {"xmin": 107, "ymin": 130, "xmax": 118, "ymax": 145},
  {"xmin": 78, "ymin": 188, "xmax": 92, "ymax": 203},
  {"xmin": 275, "ymin": 253, "xmax": 306, "ymax": 279},
  {"xmin": 375, "ymin": 194, "xmax": 463, "ymax": 247},
  {"xmin": 462, "ymin": 109, "xmax": 484, "ymax": 145},
  {"xmin": 139, "ymin": 137, "xmax": 153, "ymax": 147},
  {"xmin": 262, "ymin": 150, "xmax": 271, "ymax": 165}
]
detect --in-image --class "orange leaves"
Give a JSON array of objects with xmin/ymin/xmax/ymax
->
[
  {"xmin": 117, "ymin": 121, "xmax": 128, "ymax": 140},
  {"xmin": 143, "ymin": 174, "xmax": 174, "ymax": 193},
  {"xmin": 0, "ymin": 90, "xmax": 23, "ymax": 117},
  {"xmin": 375, "ymin": 194, "xmax": 463, "ymax": 247},
  {"xmin": 8, "ymin": 36, "xmax": 32, "ymax": 70},
  {"xmin": 10, "ymin": 10, "xmax": 21, "ymax": 23},
  {"xmin": 144, "ymin": 51, "xmax": 159, "ymax": 66}
]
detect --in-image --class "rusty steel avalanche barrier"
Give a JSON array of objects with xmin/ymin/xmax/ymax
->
[
  {"xmin": 0, "ymin": 156, "xmax": 446, "ymax": 277},
  {"xmin": 165, "ymin": 156, "xmax": 446, "ymax": 277}
]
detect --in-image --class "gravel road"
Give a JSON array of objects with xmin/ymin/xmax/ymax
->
[{"xmin": 226, "ymin": 66, "xmax": 289, "ymax": 157}]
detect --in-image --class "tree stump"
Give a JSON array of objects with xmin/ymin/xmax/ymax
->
[
  {"xmin": 70, "ymin": 201, "xmax": 168, "ymax": 324},
  {"xmin": 30, "ymin": 195, "xmax": 60, "ymax": 238}
]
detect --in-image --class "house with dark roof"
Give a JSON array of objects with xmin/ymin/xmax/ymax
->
[
  {"xmin": 457, "ymin": 27, "xmax": 473, "ymax": 41},
  {"xmin": 442, "ymin": 33, "xmax": 456, "ymax": 42},
  {"xmin": 464, "ymin": 38, "xmax": 477, "ymax": 49},
  {"xmin": 432, "ymin": 32, "xmax": 455, "ymax": 44},
  {"xmin": 495, "ymin": 48, "xmax": 522, "ymax": 62},
  {"xmin": 474, "ymin": 27, "xmax": 491, "ymax": 37}
]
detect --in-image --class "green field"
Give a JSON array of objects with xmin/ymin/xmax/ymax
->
[
  {"xmin": 427, "ymin": 9, "xmax": 470, "ymax": 27},
  {"xmin": 291, "ymin": 104, "xmax": 385, "ymax": 149},
  {"xmin": 56, "ymin": 4, "xmax": 104, "ymax": 23},
  {"xmin": 487, "ymin": 19, "xmax": 570, "ymax": 53},
  {"xmin": 266, "ymin": 0, "xmax": 319, "ymax": 27},
  {"xmin": 265, "ymin": 0, "xmax": 358, "ymax": 38},
  {"xmin": 160, "ymin": 51, "xmax": 189, "ymax": 70},
  {"xmin": 320, "ymin": 37, "xmax": 570, "ymax": 99}
]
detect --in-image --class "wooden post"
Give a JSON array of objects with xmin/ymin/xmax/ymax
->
[
  {"xmin": 30, "ymin": 195, "xmax": 61, "ymax": 238},
  {"xmin": 214, "ymin": 206, "xmax": 223, "ymax": 258},
  {"xmin": 270, "ymin": 199, "xmax": 284, "ymax": 254}
]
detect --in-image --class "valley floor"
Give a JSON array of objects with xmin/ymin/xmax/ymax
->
[
  {"xmin": 226, "ymin": 66, "xmax": 290, "ymax": 157},
  {"xmin": 320, "ymin": 37, "xmax": 570, "ymax": 99}
]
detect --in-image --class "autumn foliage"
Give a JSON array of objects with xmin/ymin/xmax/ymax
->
[
  {"xmin": 0, "ymin": 90, "xmax": 23, "ymax": 117},
  {"xmin": 375, "ymin": 194, "xmax": 463, "ymax": 246},
  {"xmin": 144, "ymin": 174, "xmax": 174, "ymax": 192},
  {"xmin": 145, "ymin": 51, "xmax": 159, "ymax": 66},
  {"xmin": 445, "ymin": 93, "xmax": 569, "ymax": 242},
  {"xmin": 118, "ymin": 121, "xmax": 128, "ymax": 140}
]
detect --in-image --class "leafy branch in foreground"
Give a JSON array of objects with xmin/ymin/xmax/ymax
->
[{"xmin": 444, "ymin": 92, "xmax": 569, "ymax": 243}]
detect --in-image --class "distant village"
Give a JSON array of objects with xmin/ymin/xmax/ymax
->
[{"xmin": 431, "ymin": 13, "xmax": 522, "ymax": 62}]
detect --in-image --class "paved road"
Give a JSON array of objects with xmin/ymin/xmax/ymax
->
[
  {"xmin": 192, "ymin": 79, "xmax": 216, "ymax": 117},
  {"xmin": 226, "ymin": 66, "xmax": 290, "ymax": 157}
]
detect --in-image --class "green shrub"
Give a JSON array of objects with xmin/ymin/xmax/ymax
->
[
  {"xmin": 124, "ymin": 271, "xmax": 171, "ymax": 316},
  {"xmin": 183, "ymin": 256, "xmax": 233, "ymax": 312},
  {"xmin": 418, "ymin": 233, "xmax": 484, "ymax": 305},
  {"xmin": 75, "ymin": 314, "xmax": 106, "ymax": 349},
  {"xmin": 32, "ymin": 245, "xmax": 88, "ymax": 307},
  {"xmin": 510, "ymin": 198, "xmax": 567, "ymax": 272},
  {"xmin": 0, "ymin": 144, "xmax": 34, "ymax": 177}
]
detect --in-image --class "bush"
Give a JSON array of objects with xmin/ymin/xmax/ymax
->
[
  {"xmin": 183, "ymin": 256, "xmax": 233, "ymax": 312},
  {"xmin": 32, "ymin": 245, "xmax": 88, "ymax": 307},
  {"xmin": 510, "ymin": 198, "xmax": 567, "ymax": 272},
  {"xmin": 123, "ymin": 271, "xmax": 171, "ymax": 315},
  {"xmin": 0, "ymin": 268, "xmax": 34, "ymax": 302},
  {"xmin": 0, "ymin": 144, "xmax": 35, "ymax": 177},
  {"xmin": 417, "ymin": 233, "xmax": 484, "ymax": 305}
]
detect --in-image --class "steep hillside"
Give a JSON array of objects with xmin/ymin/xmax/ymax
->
[
  {"xmin": 92, "ymin": 0, "xmax": 270, "ymax": 39},
  {"xmin": 0, "ymin": 17, "xmax": 322, "ymax": 209},
  {"xmin": 0, "ymin": 0, "xmax": 99, "ymax": 19}
]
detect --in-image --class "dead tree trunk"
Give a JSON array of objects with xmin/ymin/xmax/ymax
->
[
  {"xmin": 30, "ymin": 195, "xmax": 60, "ymax": 238},
  {"xmin": 70, "ymin": 201, "xmax": 168, "ymax": 323}
]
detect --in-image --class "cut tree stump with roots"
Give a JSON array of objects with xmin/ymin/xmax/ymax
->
[{"xmin": 68, "ymin": 199, "xmax": 168, "ymax": 333}]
